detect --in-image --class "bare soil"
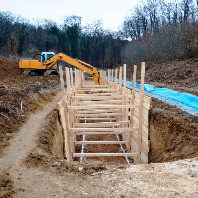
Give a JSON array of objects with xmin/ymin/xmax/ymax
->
[
  {"xmin": 0, "ymin": 58, "xmax": 60, "ymax": 157},
  {"xmin": 127, "ymin": 58, "xmax": 198, "ymax": 96}
]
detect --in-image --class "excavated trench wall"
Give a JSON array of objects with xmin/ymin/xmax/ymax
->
[
  {"xmin": 39, "ymin": 109, "xmax": 64, "ymax": 159},
  {"xmin": 149, "ymin": 109, "xmax": 198, "ymax": 163}
]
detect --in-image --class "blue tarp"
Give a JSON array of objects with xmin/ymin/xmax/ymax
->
[{"xmin": 107, "ymin": 76, "xmax": 198, "ymax": 116}]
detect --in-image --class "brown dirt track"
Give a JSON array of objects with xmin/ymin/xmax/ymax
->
[{"xmin": 0, "ymin": 58, "xmax": 198, "ymax": 197}]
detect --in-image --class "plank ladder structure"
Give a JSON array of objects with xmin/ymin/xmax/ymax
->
[{"xmin": 58, "ymin": 63, "xmax": 152, "ymax": 164}]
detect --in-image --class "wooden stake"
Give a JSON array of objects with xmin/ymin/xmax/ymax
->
[
  {"xmin": 123, "ymin": 64, "xmax": 126, "ymax": 88},
  {"xmin": 128, "ymin": 65, "xmax": 137, "ymax": 152},
  {"xmin": 115, "ymin": 68, "xmax": 118, "ymax": 89},
  {"xmin": 119, "ymin": 67, "xmax": 122, "ymax": 90},
  {"xmin": 75, "ymin": 68, "xmax": 77, "ymax": 87},
  {"xmin": 111, "ymin": 69, "xmax": 114, "ymax": 84},
  {"xmin": 137, "ymin": 62, "xmax": 145, "ymax": 164},
  {"xmin": 59, "ymin": 66, "xmax": 72, "ymax": 161},
  {"xmin": 70, "ymin": 68, "xmax": 74, "ymax": 88},
  {"xmin": 66, "ymin": 67, "xmax": 71, "ymax": 96}
]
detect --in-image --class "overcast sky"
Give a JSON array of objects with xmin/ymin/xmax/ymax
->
[{"xmin": 0, "ymin": 0, "xmax": 140, "ymax": 31}]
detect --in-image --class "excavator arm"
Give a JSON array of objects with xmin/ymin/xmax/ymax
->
[{"xmin": 43, "ymin": 53, "xmax": 101, "ymax": 85}]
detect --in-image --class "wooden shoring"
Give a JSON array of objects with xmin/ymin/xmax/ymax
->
[
  {"xmin": 119, "ymin": 67, "xmax": 123, "ymax": 90},
  {"xmin": 123, "ymin": 64, "xmax": 126, "ymax": 88},
  {"xmin": 108, "ymin": 69, "xmax": 111, "ymax": 85},
  {"xmin": 115, "ymin": 68, "xmax": 118, "ymax": 89},
  {"xmin": 73, "ymin": 153, "xmax": 137, "ymax": 157},
  {"xmin": 58, "ymin": 66, "xmax": 72, "ymax": 161},
  {"xmin": 65, "ymin": 67, "xmax": 71, "ymax": 96},
  {"xmin": 128, "ymin": 65, "xmax": 137, "ymax": 152},
  {"xmin": 111, "ymin": 69, "xmax": 114, "ymax": 84},
  {"xmin": 67, "ymin": 104, "xmax": 137, "ymax": 110},
  {"xmin": 57, "ymin": 65, "xmax": 151, "ymax": 163},
  {"xmin": 75, "ymin": 68, "xmax": 77, "ymax": 87},
  {"xmin": 137, "ymin": 62, "xmax": 145, "ymax": 164},
  {"xmin": 122, "ymin": 64, "xmax": 127, "ymax": 145},
  {"xmin": 70, "ymin": 68, "xmax": 74, "ymax": 88}
]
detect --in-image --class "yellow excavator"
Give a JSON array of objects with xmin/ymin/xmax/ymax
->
[{"xmin": 19, "ymin": 52, "xmax": 101, "ymax": 85}]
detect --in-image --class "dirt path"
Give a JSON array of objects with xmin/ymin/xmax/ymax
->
[
  {"xmin": 0, "ymin": 92, "xmax": 63, "ymax": 196},
  {"xmin": 0, "ymin": 92, "xmax": 62, "ymax": 169}
]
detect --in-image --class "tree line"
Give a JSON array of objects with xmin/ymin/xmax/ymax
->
[
  {"xmin": 123, "ymin": 0, "xmax": 198, "ymax": 65},
  {"xmin": 0, "ymin": 0, "xmax": 197, "ymax": 68},
  {"xmin": 0, "ymin": 14, "xmax": 126, "ymax": 68}
]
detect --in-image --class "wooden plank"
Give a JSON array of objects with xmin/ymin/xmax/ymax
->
[
  {"xmin": 76, "ymin": 131, "xmax": 130, "ymax": 135},
  {"xmin": 115, "ymin": 68, "xmax": 118, "ymax": 89},
  {"xmin": 59, "ymin": 66, "xmax": 72, "ymax": 161},
  {"xmin": 67, "ymin": 104, "xmax": 137, "ymax": 110},
  {"xmin": 75, "ymin": 68, "xmax": 77, "ymax": 87},
  {"xmin": 70, "ymin": 127, "xmax": 138, "ymax": 132},
  {"xmin": 79, "ymin": 117, "xmax": 117, "ymax": 121},
  {"xmin": 123, "ymin": 64, "xmax": 126, "ymax": 88},
  {"xmin": 111, "ymin": 69, "xmax": 114, "ymax": 84},
  {"xmin": 132, "ymin": 130, "xmax": 149, "ymax": 147},
  {"xmin": 72, "ymin": 95, "xmax": 124, "ymax": 99},
  {"xmin": 133, "ymin": 108, "xmax": 149, "ymax": 121},
  {"xmin": 135, "ymin": 92, "xmax": 152, "ymax": 106},
  {"xmin": 128, "ymin": 65, "xmax": 137, "ymax": 152},
  {"xmin": 75, "ymin": 92, "xmax": 121, "ymax": 96},
  {"xmin": 76, "ymin": 109, "xmax": 120, "ymax": 113},
  {"xmin": 77, "ymin": 88, "xmax": 117, "ymax": 92},
  {"xmin": 66, "ymin": 67, "xmax": 71, "ymax": 96},
  {"xmin": 70, "ymin": 68, "xmax": 74, "ymax": 88},
  {"xmin": 137, "ymin": 62, "xmax": 145, "ymax": 164},
  {"xmin": 134, "ymin": 99, "xmax": 151, "ymax": 110},
  {"xmin": 73, "ymin": 153, "xmax": 137, "ymax": 157},
  {"xmin": 74, "ymin": 121, "xmax": 130, "ymax": 127},
  {"xmin": 81, "ymin": 85, "xmax": 110, "ymax": 88},
  {"xmin": 119, "ymin": 67, "xmax": 122, "ymax": 90},
  {"xmin": 74, "ymin": 113, "xmax": 120, "ymax": 117},
  {"xmin": 75, "ymin": 141, "xmax": 126, "ymax": 145},
  {"xmin": 126, "ymin": 91, "xmax": 152, "ymax": 105},
  {"xmin": 71, "ymin": 100, "xmax": 131, "ymax": 105},
  {"xmin": 133, "ymin": 114, "xmax": 148, "ymax": 128},
  {"xmin": 108, "ymin": 69, "xmax": 110, "ymax": 85}
]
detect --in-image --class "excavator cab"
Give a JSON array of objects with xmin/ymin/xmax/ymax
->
[{"xmin": 41, "ymin": 52, "xmax": 57, "ymax": 69}]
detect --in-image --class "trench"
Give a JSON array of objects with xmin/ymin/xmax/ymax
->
[{"xmin": 42, "ymin": 107, "xmax": 198, "ymax": 164}]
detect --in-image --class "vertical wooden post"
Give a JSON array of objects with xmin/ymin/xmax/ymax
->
[
  {"xmin": 70, "ymin": 68, "xmax": 74, "ymax": 88},
  {"xmin": 81, "ymin": 71, "xmax": 85, "ymax": 84},
  {"xmin": 111, "ymin": 69, "xmax": 114, "ymax": 84},
  {"xmin": 123, "ymin": 64, "xmax": 126, "ymax": 88},
  {"xmin": 137, "ymin": 62, "xmax": 145, "ymax": 164},
  {"xmin": 108, "ymin": 69, "xmax": 111, "ymax": 85},
  {"xmin": 122, "ymin": 64, "xmax": 127, "ymax": 143},
  {"xmin": 115, "ymin": 68, "xmax": 118, "ymax": 89},
  {"xmin": 59, "ymin": 66, "xmax": 72, "ymax": 161},
  {"xmin": 119, "ymin": 67, "xmax": 122, "ymax": 91},
  {"xmin": 75, "ymin": 68, "xmax": 77, "ymax": 87},
  {"xmin": 100, "ymin": 70, "xmax": 102, "ymax": 78},
  {"xmin": 79, "ymin": 70, "xmax": 82, "ymax": 87},
  {"xmin": 66, "ymin": 67, "xmax": 71, "ymax": 97},
  {"xmin": 103, "ymin": 71, "xmax": 107, "ymax": 84},
  {"xmin": 128, "ymin": 65, "xmax": 137, "ymax": 152}
]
